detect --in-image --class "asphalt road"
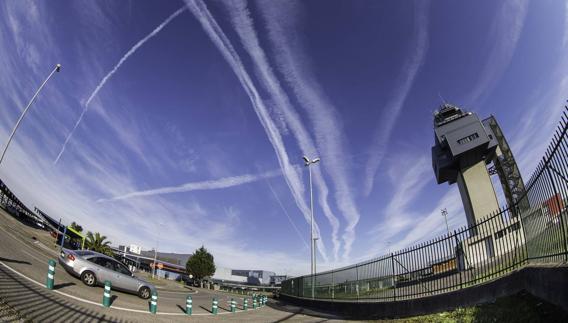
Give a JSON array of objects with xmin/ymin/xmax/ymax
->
[{"xmin": 0, "ymin": 210, "xmax": 343, "ymax": 322}]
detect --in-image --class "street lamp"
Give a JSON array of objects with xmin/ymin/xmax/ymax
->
[
  {"xmin": 441, "ymin": 208, "xmax": 450, "ymax": 236},
  {"xmin": 152, "ymin": 222, "xmax": 165, "ymax": 279},
  {"xmin": 303, "ymin": 155, "xmax": 320, "ymax": 298},
  {"xmin": 0, "ymin": 64, "xmax": 61, "ymax": 166}
]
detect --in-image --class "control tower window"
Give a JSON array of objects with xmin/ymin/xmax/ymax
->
[{"xmin": 457, "ymin": 133, "xmax": 479, "ymax": 145}]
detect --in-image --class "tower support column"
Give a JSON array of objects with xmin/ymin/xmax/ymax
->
[{"xmin": 457, "ymin": 160, "xmax": 500, "ymax": 229}]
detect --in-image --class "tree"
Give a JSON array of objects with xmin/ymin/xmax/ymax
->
[
  {"xmin": 85, "ymin": 231, "xmax": 112, "ymax": 256},
  {"xmin": 186, "ymin": 246, "xmax": 216, "ymax": 285},
  {"xmin": 69, "ymin": 221, "xmax": 83, "ymax": 233}
]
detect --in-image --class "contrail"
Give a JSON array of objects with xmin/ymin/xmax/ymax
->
[
  {"xmin": 265, "ymin": 178, "xmax": 310, "ymax": 249},
  {"xmin": 54, "ymin": 6, "xmax": 187, "ymax": 165},
  {"xmin": 363, "ymin": 1, "xmax": 430, "ymax": 196},
  {"xmin": 99, "ymin": 169, "xmax": 282, "ymax": 202},
  {"xmin": 185, "ymin": 0, "xmax": 329, "ymax": 262}
]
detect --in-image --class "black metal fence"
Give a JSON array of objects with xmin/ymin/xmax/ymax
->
[{"xmin": 281, "ymin": 107, "xmax": 568, "ymax": 301}]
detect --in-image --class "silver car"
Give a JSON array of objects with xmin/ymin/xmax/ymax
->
[{"xmin": 59, "ymin": 248, "xmax": 156, "ymax": 299}]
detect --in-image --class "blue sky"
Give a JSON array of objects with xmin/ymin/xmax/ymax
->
[{"xmin": 0, "ymin": 0, "xmax": 567, "ymax": 275}]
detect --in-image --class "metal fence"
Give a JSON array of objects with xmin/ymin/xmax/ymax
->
[{"xmin": 281, "ymin": 106, "xmax": 568, "ymax": 301}]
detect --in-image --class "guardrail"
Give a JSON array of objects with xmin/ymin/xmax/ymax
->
[{"xmin": 282, "ymin": 105, "xmax": 568, "ymax": 301}]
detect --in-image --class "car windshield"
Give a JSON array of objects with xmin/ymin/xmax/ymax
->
[{"xmin": 74, "ymin": 250, "xmax": 94, "ymax": 257}]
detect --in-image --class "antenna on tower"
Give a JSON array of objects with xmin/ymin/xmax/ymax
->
[{"xmin": 438, "ymin": 92, "xmax": 448, "ymax": 105}]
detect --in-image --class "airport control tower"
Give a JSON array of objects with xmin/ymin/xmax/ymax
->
[
  {"xmin": 432, "ymin": 104, "xmax": 529, "ymax": 268},
  {"xmin": 432, "ymin": 104, "xmax": 528, "ymax": 229},
  {"xmin": 432, "ymin": 104, "xmax": 499, "ymax": 228}
]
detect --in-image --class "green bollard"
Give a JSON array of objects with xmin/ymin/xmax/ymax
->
[
  {"xmin": 103, "ymin": 281, "xmax": 112, "ymax": 307},
  {"xmin": 243, "ymin": 298, "xmax": 248, "ymax": 311},
  {"xmin": 46, "ymin": 259, "xmax": 56, "ymax": 290},
  {"xmin": 253, "ymin": 296, "xmax": 257, "ymax": 309},
  {"xmin": 231, "ymin": 298, "xmax": 236, "ymax": 313},
  {"xmin": 212, "ymin": 297, "xmax": 218, "ymax": 315},
  {"xmin": 150, "ymin": 291, "xmax": 158, "ymax": 314},
  {"xmin": 186, "ymin": 295, "xmax": 192, "ymax": 315}
]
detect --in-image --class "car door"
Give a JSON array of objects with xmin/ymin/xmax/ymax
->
[
  {"xmin": 113, "ymin": 261, "xmax": 138, "ymax": 292},
  {"xmin": 87, "ymin": 257, "xmax": 111, "ymax": 284}
]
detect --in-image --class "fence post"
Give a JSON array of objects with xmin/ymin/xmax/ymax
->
[
  {"xmin": 103, "ymin": 281, "xmax": 112, "ymax": 307},
  {"xmin": 391, "ymin": 253, "xmax": 396, "ymax": 301},
  {"xmin": 545, "ymin": 161, "xmax": 568, "ymax": 261},
  {"xmin": 454, "ymin": 231, "xmax": 463, "ymax": 290},
  {"xmin": 355, "ymin": 264, "xmax": 360, "ymax": 301},
  {"xmin": 331, "ymin": 269, "xmax": 335, "ymax": 300},
  {"xmin": 186, "ymin": 295, "xmax": 192, "ymax": 315},
  {"xmin": 46, "ymin": 259, "xmax": 56, "ymax": 290}
]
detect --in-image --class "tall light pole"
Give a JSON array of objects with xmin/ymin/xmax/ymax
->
[
  {"xmin": 441, "ymin": 208, "xmax": 450, "ymax": 236},
  {"xmin": 303, "ymin": 155, "xmax": 320, "ymax": 298},
  {"xmin": 0, "ymin": 64, "xmax": 61, "ymax": 166},
  {"xmin": 152, "ymin": 222, "xmax": 165, "ymax": 279}
]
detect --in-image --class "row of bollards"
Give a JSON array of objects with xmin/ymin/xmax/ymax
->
[
  {"xmin": 206, "ymin": 294, "xmax": 268, "ymax": 315},
  {"xmin": 46, "ymin": 260, "xmax": 268, "ymax": 315}
]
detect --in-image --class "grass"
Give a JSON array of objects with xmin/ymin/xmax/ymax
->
[{"xmin": 385, "ymin": 291, "xmax": 568, "ymax": 323}]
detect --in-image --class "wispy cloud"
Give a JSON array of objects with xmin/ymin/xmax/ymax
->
[
  {"xmin": 464, "ymin": 0, "xmax": 528, "ymax": 106},
  {"xmin": 53, "ymin": 6, "xmax": 187, "ymax": 165},
  {"xmin": 99, "ymin": 169, "xmax": 282, "ymax": 202},
  {"xmin": 564, "ymin": 2, "xmax": 568, "ymax": 48},
  {"xmin": 218, "ymin": 0, "xmax": 347, "ymax": 261},
  {"xmin": 265, "ymin": 178, "xmax": 310, "ymax": 249},
  {"xmin": 256, "ymin": 0, "xmax": 362, "ymax": 261},
  {"xmin": 363, "ymin": 1, "xmax": 430, "ymax": 196},
  {"xmin": 184, "ymin": 0, "xmax": 329, "ymax": 262},
  {"xmin": 508, "ymin": 4, "xmax": 568, "ymax": 176},
  {"xmin": 362, "ymin": 159, "xmax": 465, "ymax": 260},
  {"xmin": 368, "ymin": 155, "xmax": 432, "ymax": 238}
]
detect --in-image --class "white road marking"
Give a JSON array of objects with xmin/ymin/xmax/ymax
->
[{"xmin": 0, "ymin": 261, "xmax": 256, "ymax": 316}]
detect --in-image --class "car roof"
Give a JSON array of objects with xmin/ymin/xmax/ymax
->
[{"xmin": 82, "ymin": 251, "xmax": 116, "ymax": 261}]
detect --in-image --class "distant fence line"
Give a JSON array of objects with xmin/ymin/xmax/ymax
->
[{"xmin": 281, "ymin": 106, "xmax": 568, "ymax": 301}]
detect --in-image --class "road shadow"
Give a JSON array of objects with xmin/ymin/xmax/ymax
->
[
  {"xmin": 267, "ymin": 300, "xmax": 341, "ymax": 321},
  {"xmin": 0, "ymin": 257, "xmax": 31, "ymax": 265},
  {"xmin": 176, "ymin": 304, "xmax": 186, "ymax": 313},
  {"xmin": 199, "ymin": 305, "xmax": 213, "ymax": 313},
  {"xmin": 0, "ymin": 265, "xmax": 134, "ymax": 322},
  {"xmin": 110, "ymin": 295, "xmax": 118, "ymax": 306},
  {"xmin": 53, "ymin": 282, "xmax": 75, "ymax": 290}
]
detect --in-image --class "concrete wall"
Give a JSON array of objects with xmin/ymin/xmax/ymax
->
[{"xmin": 280, "ymin": 265, "xmax": 568, "ymax": 319}]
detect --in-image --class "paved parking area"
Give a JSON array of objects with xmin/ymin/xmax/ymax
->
[{"xmin": 0, "ymin": 210, "xmax": 344, "ymax": 322}]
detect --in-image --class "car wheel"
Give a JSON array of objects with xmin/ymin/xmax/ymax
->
[
  {"xmin": 138, "ymin": 286, "xmax": 151, "ymax": 299},
  {"xmin": 81, "ymin": 271, "xmax": 97, "ymax": 287}
]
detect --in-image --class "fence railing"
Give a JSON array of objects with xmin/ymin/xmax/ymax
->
[{"xmin": 281, "ymin": 106, "xmax": 568, "ymax": 301}]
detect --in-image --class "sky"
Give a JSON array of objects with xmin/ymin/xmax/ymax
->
[{"xmin": 0, "ymin": 0, "xmax": 567, "ymax": 276}]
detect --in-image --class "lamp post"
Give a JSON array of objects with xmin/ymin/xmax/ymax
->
[
  {"xmin": 152, "ymin": 222, "xmax": 165, "ymax": 279},
  {"xmin": 441, "ymin": 208, "xmax": 450, "ymax": 236},
  {"xmin": 303, "ymin": 155, "xmax": 320, "ymax": 298},
  {"xmin": 0, "ymin": 64, "xmax": 61, "ymax": 166}
]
